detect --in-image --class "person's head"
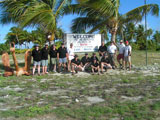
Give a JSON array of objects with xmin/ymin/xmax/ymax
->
[
  {"xmin": 111, "ymin": 41, "xmax": 114, "ymax": 45},
  {"xmin": 120, "ymin": 40, "xmax": 123, "ymax": 44},
  {"xmin": 93, "ymin": 53, "xmax": 96, "ymax": 56},
  {"xmin": 61, "ymin": 43, "xmax": 65, "ymax": 48},
  {"xmin": 45, "ymin": 43, "xmax": 48, "ymax": 49},
  {"xmin": 85, "ymin": 53, "xmax": 88, "ymax": 57},
  {"xmin": 52, "ymin": 44, "xmax": 56, "ymax": 49},
  {"xmin": 35, "ymin": 44, "xmax": 39, "ymax": 50},
  {"xmin": 70, "ymin": 43, "xmax": 73, "ymax": 48},
  {"xmin": 74, "ymin": 54, "xmax": 78, "ymax": 60},
  {"xmin": 125, "ymin": 41, "xmax": 129, "ymax": 46},
  {"xmin": 93, "ymin": 58, "xmax": 97, "ymax": 63},
  {"xmin": 102, "ymin": 42, "xmax": 105, "ymax": 46}
]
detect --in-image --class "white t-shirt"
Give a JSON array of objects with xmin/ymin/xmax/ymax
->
[
  {"xmin": 107, "ymin": 45, "xmax": 117, "ymax": 54},
  {"xmin": 67, "ymin": 47, "xmax": 74, "ymax": 60},
  {"xmin": 118, "ymin": 43, "xmax": 125, "ymax": 54},
  {"xmin": 124, "ymin": 45, "xmax": 132, "ymax": 57}
]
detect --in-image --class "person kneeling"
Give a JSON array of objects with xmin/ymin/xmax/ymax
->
[
  {"xmin": 71, "ymin": 55, "xmax": 82, "ymax": 75},
  {"xmin": 91, "ymin": 58, "xmax": 100, "ymax": 75},
  {"xmin": 101, "ymin": 54, "xmax": 112, "ymax": 74}
]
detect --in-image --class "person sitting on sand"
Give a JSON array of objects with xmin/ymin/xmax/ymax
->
[
  {"xmin": 91, "ymin": 58, "xmax": 100, "ymax": 75},
  {"xmin": 71, "ymin": 55, "xmax": 82, "ymax": 75},
  {"xmin": 81, "ymin": 53, "xmax": 91, "ymax": 71},
  {"xmin": 100, "ymin": 54, "xmax": 112, "ymax": 74}
]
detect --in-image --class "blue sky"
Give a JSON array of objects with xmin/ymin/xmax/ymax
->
[{"xmin": 0, "ymin": 0, "xmax": 160, "ymax": 43}]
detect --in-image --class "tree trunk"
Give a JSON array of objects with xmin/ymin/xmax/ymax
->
[
  {"xmin": 111, "ymin": 31, "xmax": 117, "ymax": 43},
  {"xmin": 16, "ymin": 34, "xmax": 20, "ymax": 49}
]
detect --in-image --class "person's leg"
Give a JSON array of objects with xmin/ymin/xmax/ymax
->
[
  {"xmin": 32, "ymin": 65, "xmax": 36, "ymax": 75},
  {"xmin": 68, "ymin": 60, "xmax": 71, "ymax": 71},
  {"xmin": 101, "ymin": 63, "xmax": 104, "ymax": 73},
  {"xmin": 128, "ymin": 56, "xmax": 131, "ymax": 71},
  {"xmin": 97, "ymin": 66, "xmax": 100, "ymax": 75},
  {"xmin": 38, "ymin": 65, "xmax": 41, "ymax": 75},
  {"xmin": 58, "ymin": 59, "xmax": 62, "ymax": 72},
  {"xmin": 91, "ymin": 67, "xmax": 95, "ymax": 74},
  {"xmin": 117, "ymin": 54, "xmax": 121, "ymax": 67}
]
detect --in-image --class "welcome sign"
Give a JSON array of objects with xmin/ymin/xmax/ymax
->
[{"xmin": 65, "ymin": 34, "xmax": 102, "ymax": 52}]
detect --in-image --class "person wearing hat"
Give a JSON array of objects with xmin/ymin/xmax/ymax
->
[
  {"xmin": 91, "ymin": 58, "xmax": 100, "ymax": 75},
  {"xmin": 71, "ymin": 55, "xmax": 82, "ymax": 75},
  {"xmin": 107, "ymin": 41, "xmax": 117, "ymax": 69},
  {"xmin": 123, "ymin": 41, "xmax": 132, "ymax": 70},
  {"xmin": 117, "ymin": 40, "xmax": 125, "ymax": 68},
  {"xmin": 67, "ymin": 43, "xmax": 74, "ymax": 72},
  {"xmin": 81, "ymin": 53, "xmax": 91, "ymax": 71},
  {"xmin": 32, "ymin": 44, "xmax": 41, "ymax": 75},
  {"xmin": 100, "ymin": 54, "xmax": 112, "ymax": 73},
  {"xmin": 98, "ymin": 42, "xmax": 107, "ymax": 60},
  {"xmin": 49, "ymin": 44, "xmax": 57, "ymax": 72},
  {"xmin": 57, "ymin": 43, "xmax": 68, "ymax": 72},
  {"xmin": 41, "ymin": 43, "xmax": 49, "ymax": 74}
]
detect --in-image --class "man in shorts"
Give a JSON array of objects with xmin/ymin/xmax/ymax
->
[
  {"xmin": 57, "ymin": 43, "xmax": 68, "ymax": 72},
  {"xmin": 32, "ymin": 44, "xmax": 41, "ymax": 75},
  {"xmin": 91, "ymin": 58, "xmax": 100, "ymax": 75},
  {"xmin": 107, "ymin": 41, "xmax": 117, "ymax": 69},
  {"xmin": 81, "ymin": 53, "xmax": 91, "ymax": 71},
  {"xmin": 67, "ymin": 43, "xmax": 74, "ymax": 72},
  {"xmin": 49, "ymin": 44, "xmax": 57, "ymax": 72},
  {"xmin": 123, "ymin": 41, "xmax": 132, "ymax": 71},
  {"xmin": 101, "ymin": 54, "xmax": 112, "ymax": 73},
  {"xmin": 41, "ymin": 43, "xmax": 49, "ymax": 74},
  {"xmin": 117, "ymin": 40, "xmax": 125, "ymax": 68},
  {"xmin": 71, "ymin": 55, "xmax": 82, "ymax": 75},
  {"xmin": 98, "ymin": 42, "xmax": 107, "ymax": 60}
]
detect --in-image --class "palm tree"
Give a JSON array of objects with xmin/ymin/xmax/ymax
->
[
  {"xmin": 153, "ymin": 30, "xmax": 160, "ymax": 49},
  {"xmin": 66, "ymin": 0, "xmax": 159, "ymax": 42},
  {"xmin": 0, "ymin": 0, "xmax": 71, "ymax": 43}
]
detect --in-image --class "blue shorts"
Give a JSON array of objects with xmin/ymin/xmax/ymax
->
[
  {"xmin": 59, "ymin": 58, "xmax": 67, "ymax": 64},
  {"xmin": 41, "ymin": 60, "xmax": 48, "ymax": 67},
  {"xmin": 33, "ymin": 61, "xmax": 41, "ymax": 66}
]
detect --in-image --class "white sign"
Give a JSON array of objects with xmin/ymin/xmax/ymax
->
[{"xmin": 65, "ymin": 34, "xmax": 101, "ymax": 52}]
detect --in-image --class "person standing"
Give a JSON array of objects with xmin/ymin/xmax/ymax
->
[
  {"xmin": 117, "ymin": 40, "xmax": 125, "ymax": 68},
  {"xmin": 123, "ymin": 41, "xmax": 132, "ymax": 71},
  {"xmin": 32, "ymin": 45, "xmax": 41, "ymax": 75},
  {"xmin": 67, "ymin": 43, "xmax": 74, "ymax": 72},
  {"xmin": 98, "ymin": 42, "xmax": 107, "ymax": 60},
  {"xmin": 41, "ymin": 43, "xmax": 49, "ymax": 74},
  {"xmin": 57, "ymin": 43, "xmax": 68, "ymax": 73},
  {"xmin": 107, "ymin": 41, "xmax": 117, "ymax": 69},
  {"xmin": 49, "ymin": 44, "xmax": 57, "ymax": 72}
]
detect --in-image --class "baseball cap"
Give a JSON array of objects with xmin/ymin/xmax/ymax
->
[
  {"xmin": 61, "ymin": 43, "xmax": 64, "ymax": 45},
  {"xmin": 85, "ymin": 53, "xmax": 88, "ymax": 55},
  {"xmin": 45, "ymin": 43, "xmax": 49, "ymax": 46},
  {"xmin": 120, "ymin": 40, "xmax": 123, "ymax": 43},
  {"xmin": 125, "ymin": 41, "xmax": 129, "ymax": 44},
  {"xmin": 34, "ymin": 44, "xmax": 39, "ymax": 47}
]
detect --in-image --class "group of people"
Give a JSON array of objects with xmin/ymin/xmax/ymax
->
[{"xmin": 31, "ymin": 40, "xmax": 132, "ymax": 75}]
